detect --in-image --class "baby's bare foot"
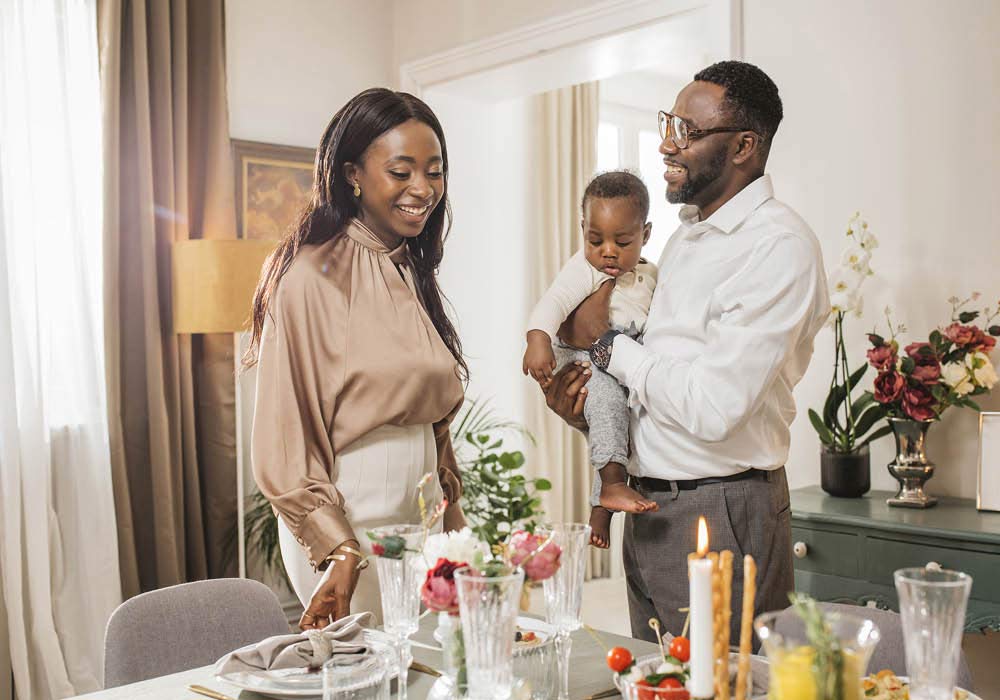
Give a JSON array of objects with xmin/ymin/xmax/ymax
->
[
  {"xmin": 589, "ymin": 507, "xmax": 611, "ymax": 548},
  {"xmin": 599, "ymin": 481, "xmax": 658, "ymax": 514}
]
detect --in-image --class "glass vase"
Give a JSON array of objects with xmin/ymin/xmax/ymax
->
[{"xmin": 455, "ymin": 565, "xmax": 525, "ymax": 700}]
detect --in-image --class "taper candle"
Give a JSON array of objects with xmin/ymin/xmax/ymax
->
[{"xmin": 688, "ymin": 516, "xmax": 714, "ymax": 699}]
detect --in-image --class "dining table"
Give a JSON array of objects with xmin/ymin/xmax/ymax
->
[{"xmin": 69, "ymin": 613, "xmax": 660, "ymax": 700}]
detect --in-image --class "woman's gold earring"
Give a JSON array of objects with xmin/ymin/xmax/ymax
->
[{"xmin": 353, "ymin": 182, "xmax": 361, "ymax": 198}]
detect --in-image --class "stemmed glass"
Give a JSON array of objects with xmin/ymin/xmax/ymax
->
[
  {"xmin": 537, "ymin": 523, "xmax": 590, "ymax": 700},
  {"xmin": 371, "ymin": 524, "xmax": 423, "ymax": 700}
]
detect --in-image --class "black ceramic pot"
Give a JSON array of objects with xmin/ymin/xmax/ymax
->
[{"xmin": 820, "ymin": 445, "xmax": 871, "ymax": 498}]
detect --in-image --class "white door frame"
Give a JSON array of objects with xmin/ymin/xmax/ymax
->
[{"xmin": 400, "ymin": 0, "xmax": 743, "ymax": 97}]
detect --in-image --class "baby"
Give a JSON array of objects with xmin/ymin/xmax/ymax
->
[{"xmin": 523, "ymin": 171, "xmax": 659, "ymax": 548}]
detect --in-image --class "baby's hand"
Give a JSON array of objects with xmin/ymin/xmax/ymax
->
[{"xmin": 523, "ymin": 331, "xmax": 557, "ymax": 383}]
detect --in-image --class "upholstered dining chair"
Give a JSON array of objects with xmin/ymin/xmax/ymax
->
[
  {"xmin": 103, "ymin": 578, "xmax": 290, "ymax": 688},
  {"xmin": 774, "ymin": 601, "xmax": 974, "ymax": 692}
]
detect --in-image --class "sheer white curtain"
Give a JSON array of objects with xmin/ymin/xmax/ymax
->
[{"xmin": 0, "ymin": 0, "xmax": 122, "ymax": 697}]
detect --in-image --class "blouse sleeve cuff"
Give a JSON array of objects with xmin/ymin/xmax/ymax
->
[{"xmin": 293, "ymin": 502, "xmax": 357, "ymax": 572}]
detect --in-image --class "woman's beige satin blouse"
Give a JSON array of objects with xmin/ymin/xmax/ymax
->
[{"xmin": 251, "ymin": 218, "xmax": 465, "ymax": 570}]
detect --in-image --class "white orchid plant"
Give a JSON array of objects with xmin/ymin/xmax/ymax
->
[{"xmin": 809, "ymin": 213, "xmax": 892, "ymax": 453}]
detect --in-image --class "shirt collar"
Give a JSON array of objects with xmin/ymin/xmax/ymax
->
[{"xmin": 678, "ymin": 174, "xmax": 774, "ymax": 238}]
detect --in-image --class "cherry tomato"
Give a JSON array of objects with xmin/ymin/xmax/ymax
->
[
  {"xmin": 657, "ymin": 677, "xmax": 683, "ymax": 689},
  {"xmin": 635, "ymin": 679, "xmax": 656, "ymax": 700},
  {"xmin": 606, "ymin": 646, "xmax": 633, "ymax": 673},
  {"xmin": 668, "ymin": 635, "xmax": 691, "ymax": 663}
]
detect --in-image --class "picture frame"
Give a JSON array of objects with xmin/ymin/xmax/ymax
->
[
  {"xmin": 977, "ymin": 411, "xmax": 1000, "ymax": 512},
  {"xmin": 232, "ymin": 139, "xmax": 316, "ymax": 240}
]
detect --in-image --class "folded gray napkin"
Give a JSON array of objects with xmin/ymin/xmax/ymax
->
[{"xmin": 214, "ymin": 611, "xmax": 375, "ymax": 676}]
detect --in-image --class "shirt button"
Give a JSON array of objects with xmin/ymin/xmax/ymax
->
[{"xmin": 638, "ymin": 275, "xmax": 644, "ymax": 282}]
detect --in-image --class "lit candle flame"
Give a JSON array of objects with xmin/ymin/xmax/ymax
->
[{"xmin": 696, "ymin": 516, "xmax": 709, "ymax": 557}]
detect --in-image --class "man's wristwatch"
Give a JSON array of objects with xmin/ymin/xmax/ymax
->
[{"xmin": 589, "ymin": 329, "xmax": 623, "ymax": 370}]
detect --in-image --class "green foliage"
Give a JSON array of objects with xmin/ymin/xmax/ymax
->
[
  {"xmin": 451, "ymin": 398, "xmax": 547, "ymax": 548},
  {"xmin": 236, "ymin": 397, "xmax": 542, "ymax": 579},
  {"xmin": 811, "ymin": 311, "xmax": 890, "ymax": 454}
]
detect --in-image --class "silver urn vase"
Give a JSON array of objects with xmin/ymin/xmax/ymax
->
[{"xmin": 886, "ymin": 417, "xmax": 938, "ymax": 508}]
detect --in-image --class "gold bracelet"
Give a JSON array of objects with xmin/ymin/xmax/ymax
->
[{"xmin": 336, "ymin": 544, "xmax": 363, "ymax": 558}]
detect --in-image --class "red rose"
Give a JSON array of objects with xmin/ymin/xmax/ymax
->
[
  {"xmin": 902, "ymin": 383, "xmax": 936, "ymax": 421},
  {"xmin": 944, "ymin": 323, "xmax": 976, "ymax": 347},
  {"xmin": 969, "ymin": 327, "xmax": 997, "ymax": 353},
  {"xmin": 873, "ymin": 371, "xmax": 905, "ymax": 403},
  {"xmin": 867, "ymin": 344, "xmax": 897, "ymax": 371},
  {"xmin": 372, "ymin": 543, "xmax": 385, "ymax": 556},
  {"xmin": 904, "ymin": 341, "xmax": 932, "ymax": 358}
]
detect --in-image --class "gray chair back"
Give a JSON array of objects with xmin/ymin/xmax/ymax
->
[
  {"xmin": 103, "ymin": 578, "xmax": 290, "ymax": 688},
  {"xmin": 774, "ymin": 602, "xmax": 973, "ymax": 692}
]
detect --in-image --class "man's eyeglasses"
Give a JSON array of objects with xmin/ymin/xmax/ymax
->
[{"xmin": 657, "ymin": 111, "xmax": 750, "ymax": 150}]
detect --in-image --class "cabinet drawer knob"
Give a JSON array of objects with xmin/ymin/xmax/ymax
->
[
  {"xmin": 793, "ymin": 541, "xmax": 808, "ymax": 559},
  {"xmin": 926, "ymin": 561, "xmax": 943, "ymax": 572}
]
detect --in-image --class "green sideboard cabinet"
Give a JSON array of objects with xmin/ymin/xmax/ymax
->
[{"xmin": 789, "ymin": 486, "xmax": 1000, "ymax": 632}]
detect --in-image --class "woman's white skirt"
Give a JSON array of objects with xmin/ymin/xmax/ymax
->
[{"xmin": 278, "ymin": 423, "xmax": 443, "ymax": 623}]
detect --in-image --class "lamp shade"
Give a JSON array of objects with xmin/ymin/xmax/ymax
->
[{"xmin": 172, "ymin": 239, "xmax": 278, "ymax": 334}]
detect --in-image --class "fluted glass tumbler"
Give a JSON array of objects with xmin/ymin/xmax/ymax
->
[
  {"xmin": 455, "ymin": 565, "xmax": 525, "ymax": 700},
  {"xmin": 894, "ymin": 567, "xmax": 972, "ymax": 699}
]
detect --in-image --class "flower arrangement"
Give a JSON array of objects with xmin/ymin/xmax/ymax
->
[
  {"xmin": 865, "ymin": 296, "xmax": 999, "ymax": 420},
  {"xmin": 809, "ymin": 213, "xmax": 891, "ymax": 453}
]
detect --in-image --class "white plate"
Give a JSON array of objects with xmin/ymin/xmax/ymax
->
[{"xmin": 216, "ymin": 629, "xmax": 399, "ymax": 699}]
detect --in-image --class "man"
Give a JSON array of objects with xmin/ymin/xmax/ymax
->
[{"xmin": 544, "ymin": 60, "xmax": 829, "ymax": 642}]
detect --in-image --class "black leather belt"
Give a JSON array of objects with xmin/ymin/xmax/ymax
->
[{"xmin": 635, "ymin": 468, "xmax": 766, "ymax": 492}]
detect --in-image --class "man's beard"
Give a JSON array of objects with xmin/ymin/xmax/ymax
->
[{"xmin": 666, "ymin": 145, "xmax": 728, "ymax": 205}]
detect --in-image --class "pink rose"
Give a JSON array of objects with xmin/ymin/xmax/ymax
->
[
  {"xmin": 508, "ymin": 530, "xmax": 561, "ymax": 582},
  {"xmin": 873, "ymin": 371, "xmax": 905, "ymax": 404},
  {"xmin": 420, "ymin": 558, "xmax": 463, "ymax": 614},
  {"xmin": 944, "ymin": 323, "xmax": 976, "ymax": 347},
  {"xmin": 867, "ymin": 344, "xmax": 897, "ymax": 371},
  {"xmin": 902, "ymin": 383, "xmax": 936, "ymax": 421},
  {"xmin": 904, "ymin": 342, "xmax": 941, "ymax": 385}
]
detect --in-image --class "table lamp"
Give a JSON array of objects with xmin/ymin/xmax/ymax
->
[{"xmin": 172, "ymin": 238, "xmax": 278, "ymax": 577}]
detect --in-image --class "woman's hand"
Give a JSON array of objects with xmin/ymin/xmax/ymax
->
[
  {"xmin": 557, "ymin": 279, "xmax": 614, "ymax": 350},
  {"xmin": 540, "ymin": 361, "xmax": 591, "ymax": 432},
  {"xmin": 299, "ymin": 540, "xmax": 362, "ymax": 630}
]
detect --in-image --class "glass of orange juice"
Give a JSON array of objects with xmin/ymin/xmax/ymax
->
[{"xmin": 754, "ymin": 608, "xmax": 880, "ymax": 700}]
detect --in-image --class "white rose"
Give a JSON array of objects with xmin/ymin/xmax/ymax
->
[
  {"xmin": 970, "ymin": 352, "xmax": 998, "ymax": 390},
  {"xmin": 419, "ymin": 527, "xmax": 489, "ymax": 572},
  {"xmin": 942, "ymin": 361, "xmax": 974, "ymax": 396}
]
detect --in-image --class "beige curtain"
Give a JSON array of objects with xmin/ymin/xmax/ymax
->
[
  {"xmin": 99, "ymin": 0, "xmax": 239, "ymax": 596},
  {"xmin": 526, "ymin": 82, "xmax": 607, "ymax": 577}
]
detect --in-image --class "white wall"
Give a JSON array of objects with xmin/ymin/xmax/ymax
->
[
  {"xmin": 744, "ymin": 0, "xmax": 1000, "ymax": 498},
  {"xmin": 425, "ymin": 90, "xmax": 534, "ymax": 433},
  {"xmin": 226, "ymin": 0, "xmax": 394, "ymax": 147},
  {"xmin": 392, "ymin": 0, "xmax": 608, "ymax": 68}
]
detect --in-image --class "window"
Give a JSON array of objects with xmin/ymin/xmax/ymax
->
[{"xmin": 597, "ymin": 103, "xmax": 682, "ymax": 264}]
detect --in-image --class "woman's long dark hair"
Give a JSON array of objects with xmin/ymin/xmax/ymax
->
[{"xmin": 243, "ymin": 88, "xmax": 467, "ymax": 380}]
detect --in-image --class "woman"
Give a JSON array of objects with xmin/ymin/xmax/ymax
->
[{"xmin": 245, "ymin": 88, "xmax": 467, "ymax": 630}]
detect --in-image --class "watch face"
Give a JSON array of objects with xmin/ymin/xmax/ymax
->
[{"xmin": 592, "ymin": 342, "xmax": 612, "ymax": 370}]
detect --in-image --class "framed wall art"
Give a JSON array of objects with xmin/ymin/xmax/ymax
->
[
  {"xmin": 232, "ymin": 139, "xmax": 315, "ymax": 240},
  {"xmin": 978, "ymin": 411, "xmax": 1000, "ymax": 512}
]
